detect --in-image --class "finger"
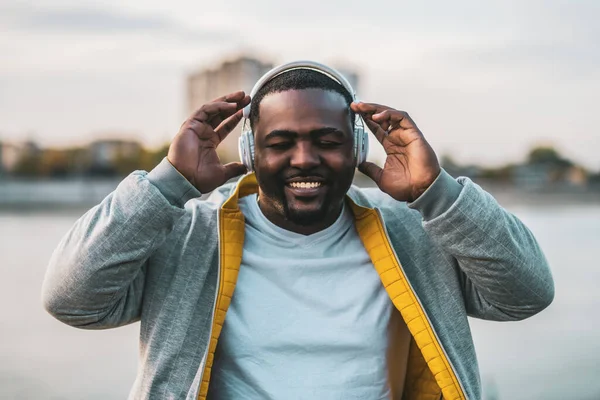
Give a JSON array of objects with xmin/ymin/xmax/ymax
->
[
  {"xmin": 215, "ymin": 109, "xmax": 244, "ymax": 142},
  {"xmin": 372, "ymin": 109, "xmax": 405, "ymax": 125},
  {"xmin": 192, "ymin": 102, "xmax": 238, "ymax": 123},
  {"xmin": 362, "ymin": 116, "xmax": 388, "ymax": 144},
  {"xmin": 219, "ymin": 93, "xmax": 251, "ymax": 111},
  {"xmin": 372, "ymin": 111, "xmax": 399, "ymax": 133},
  {"xmin": 212, "ymin": 90, "xmax": 246, "ymax": 103},
  {"xmin": 209, "ymin": 115, "xmax": 225, "ymax": 129},
  {"xmin": 373, "ymin": 117, "xmax": 391, "ymax": 133},
  {"xmin": 353, "ymin": 103, "xmax": 408, "ymax": 132},
  {"xmin": 222, "ymin": 162, "xmax": 248, "ymax": 181},
  {"xmin": 351, "ymin": 101, "xmax": 392, "ymax": 116},
  {"xmin": 207, "ymin": 95, "xmax": 251, "ymax": 128},
  {"xmin": 236, "ymin": 94, "xmax": 251, "ymax": 110},
  {"xmin": 183, "ymin": 119, "xmax": 219, "ymax": 145},
  {"xmin": 358, "ymin": 161, "xmax": 384, "ymax": 186},
  {"xmin": 373, "ymin": 109, "xmax": 419, "ymax": 132}
]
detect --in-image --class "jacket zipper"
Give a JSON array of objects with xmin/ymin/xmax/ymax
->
[
  {"xmin": 196, "ymin": 208, "xmax": 221, "ymax": 398},
  {"xmin": 375, "ymin": 208, "xmax": 468, "ymax": 399}
]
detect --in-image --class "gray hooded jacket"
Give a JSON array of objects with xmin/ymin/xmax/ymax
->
[{"xmin": 42, "ymin": 159, "xmax": 555, "ymax": 399}]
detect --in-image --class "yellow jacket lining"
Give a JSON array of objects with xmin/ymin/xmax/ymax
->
[{"xmin": 198, "ymin": 174, "xmax": 465, "ymax": 400}]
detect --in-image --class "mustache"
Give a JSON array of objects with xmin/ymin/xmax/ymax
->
[{"xmin": 282, "ymin": 169, "xmax": 327, "ymax": 181}]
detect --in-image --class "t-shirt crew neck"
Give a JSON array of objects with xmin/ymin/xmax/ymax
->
[{"xmin": 243, "ymin": 194, "xmax": 352, "ymax": 247}]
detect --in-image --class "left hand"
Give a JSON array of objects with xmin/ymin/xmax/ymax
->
[{"xmin": 350, "ymin": 102, "xmax": 441, "ymax": 202}]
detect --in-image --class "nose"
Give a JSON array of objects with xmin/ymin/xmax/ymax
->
[{"xmin": 289, "ymin": 141, "xmax": 320, "ymax": 170}]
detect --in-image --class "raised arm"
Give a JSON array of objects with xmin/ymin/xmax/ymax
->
[
  {"xmin": 42, "ymin": 91, "xmax": 251, "ymax": 329},
  {"xmin": 351, "ymin": 101, "xmax": 554, "ymax": 320},
  {"xmin": 408, "ymin": 169, "xmax": 554, "ymax": 320}
]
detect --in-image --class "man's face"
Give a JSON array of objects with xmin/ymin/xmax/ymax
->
[{"xmin": 253, "ymin": 88, "xmax": 356, "ymax": 227}]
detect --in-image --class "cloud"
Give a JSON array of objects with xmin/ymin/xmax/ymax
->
[
  {"xmin": 21, "ymin": 9, "xmax": 170, "ymax": 32},
  {"xmin": 1, "ymin": 4, "xmax": 234, "ymax": 42},
  {"xmin": 429, "ymin": 41, "xmax": 600, "ymax": 82},
  {"xmin": 414, "ymin": 1, "xmax": 600, "ymax": 83}
]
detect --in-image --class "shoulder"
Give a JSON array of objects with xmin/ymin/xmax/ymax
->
[
  {"xmin": 172, "ymin": 182, "xmax": 237, "ymax": 225},
  {"xmin": 203, "ymin": 181, "xmax": 238, "ymax": 205},
  {"xmin": 347, "ymin": 185, "xmax": 419, "ymax": 223}
]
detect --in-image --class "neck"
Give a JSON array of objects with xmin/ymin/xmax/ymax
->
[{"xmin": 256, "ymin": 196, "xmax": 344, "ymax": 236}]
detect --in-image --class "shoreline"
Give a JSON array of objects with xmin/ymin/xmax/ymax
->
[{"xmin": 1, "ymin": 177, "xmax": 599, "ymax": 213}]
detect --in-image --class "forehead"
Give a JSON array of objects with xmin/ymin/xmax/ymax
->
[{"xmin": 255, "ymin": 89, "xmax": 351, "ymax": 136}]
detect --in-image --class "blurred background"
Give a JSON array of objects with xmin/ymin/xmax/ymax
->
[{"xmin": 1, "ymin": 1, "xmax": 599, "ymax": 399}]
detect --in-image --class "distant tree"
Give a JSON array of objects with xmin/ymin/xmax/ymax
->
[
  {"xmin": 148, "ymin": 144, "xmax": 169, "ymax": 170},
  {"xmin": 527, "ymin": 146, "xmax": 573, "ymax": 168},
  {"xmin": 440, "ymin": 154, "xmax": 459, "ymax": 170},
  {"xmin": 40, "ymin": 149, "xmax": 70, "ymax": 177},
  {"xmin": 480, "ymin": 164, "xmax": 516, "ymax": 183},
  {"xmin": 65, "ymin": 147, "xmax": 89, "ymax": 175},
  {"xmin": 12, "ymin": 141, "xmax": 42, "ymax": 177},
  {"xmin": 13, "ymin": 154, "xmax": 42, "ymax": 177},
  {"xmin": 112, "ymin": 147, "xmax": 143, "ymax": 176},
  {"xmin": 112, "ymin": 143, "xmax": 170, "ymax": 175},
  {"xmin": 588, "ymin": 171, "xmax": 600, "ymax": 187}
]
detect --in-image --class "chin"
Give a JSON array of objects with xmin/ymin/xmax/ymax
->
[{"xmin": 285, "ymin": 205, "xmax": 328, "ymax": 227}]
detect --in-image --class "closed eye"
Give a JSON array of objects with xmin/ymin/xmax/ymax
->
[
  {"xmin": 318, "ymin": 141, "xmax": 343, "ymax": 148},
  {"xmin": 267, "ymin": 142, "xmax": 293, "ymax": 150}
]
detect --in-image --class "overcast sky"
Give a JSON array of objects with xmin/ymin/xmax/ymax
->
[{"xmin": 1, "ymin": 0, "xmax": 598, "ymax": 169}]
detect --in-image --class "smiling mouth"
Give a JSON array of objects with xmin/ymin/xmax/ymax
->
[
  {"xmin": 284, "ymin": 180, "xmax": 326, "ymax": 197},
  {"xmin": 287, "ymin": 181, "xmax": 323, "ymax": 189}
]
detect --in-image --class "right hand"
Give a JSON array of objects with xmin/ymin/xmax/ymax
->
[{"xmin": 167, "ymin": 90, "xmax": 251, "ymax": 193}]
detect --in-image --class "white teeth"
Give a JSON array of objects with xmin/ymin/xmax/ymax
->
[{"xmin": 289, "ymin": 181, "xmax": 322, "ymax": 189}]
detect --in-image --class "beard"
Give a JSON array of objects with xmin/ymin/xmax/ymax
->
[
  {"xmin": 254, "ymin": 156, "xmax": 356, "ymax": 232},
  {"xmin": 256, "ymin": 175, "xmax": 340, "ymax": 227},
  {"xmin": 282, "ymin": 190, "xmax": 335, "ymax": 226}
]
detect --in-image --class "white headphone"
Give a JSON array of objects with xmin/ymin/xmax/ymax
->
[{"xmin": 238, "ymin": 60, "xmax": 369, "ymax": 172}]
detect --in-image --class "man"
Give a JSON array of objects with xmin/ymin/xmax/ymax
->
[{"xmin": 42, "ymin": 62, "xmax": 554, "ymax": 400}]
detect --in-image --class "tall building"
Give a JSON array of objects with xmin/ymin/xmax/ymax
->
[
  {"xmin": 186, "ymin": 57, "xmax": 360, "ymax": 162},
  {"xmin": 187, "ymin": 57, "xmax": 274, "ymax": 116},
  {"xmin": 187, "ymin": 57, "xmax": 273, "ymax": 161}
]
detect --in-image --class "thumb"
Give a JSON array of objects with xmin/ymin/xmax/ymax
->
[
  {"xmin": 358, "ymin": 161, "xmax": 383, "ymax": 186},
  {"xmin": 222, "ymin": 162, "xmax": 248, "ymax": 181}
]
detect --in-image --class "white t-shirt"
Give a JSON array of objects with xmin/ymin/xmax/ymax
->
[{"xmin": 207, "ymin": 194, "xmax": 394, "ymax": 400}]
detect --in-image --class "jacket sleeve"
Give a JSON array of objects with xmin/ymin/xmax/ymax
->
[
  {"xmin": 408, "ymin": 169, "xmax": 555, "ymax": 321},
  {"xmin": 41, "ymin": 158, "xmax": 201, "ymax": 329}
]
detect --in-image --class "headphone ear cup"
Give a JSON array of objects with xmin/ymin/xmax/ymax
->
[
  {"xmin": 354, "ymin": 125, "xmax": 369, "ymax": 166},
  {"xmin": 238, "ymin": 129, "xmax": 255, "ymax": 172}
]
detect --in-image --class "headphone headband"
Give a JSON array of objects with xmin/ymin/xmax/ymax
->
[
  {"xmin": 242, "ymin": 60, "xmax": 358, "ymax": 119},
  {"xmin": 238, "ymin": 60, "xmax": 369, "ymax": 172}
]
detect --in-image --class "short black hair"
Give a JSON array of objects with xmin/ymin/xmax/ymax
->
[{"xmin": 249, "ymin": 68, "xmax": 355, "ymax": 130}]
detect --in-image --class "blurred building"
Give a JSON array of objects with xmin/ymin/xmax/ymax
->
[
  {"xmin": 87, "ymin": 139, "xmax": 143, "ymax": 176},
  {"xmin": 187, "ymin": 57, "xmax": 273, "ymax": 161},
  {"xmin": 0, "ymin": 141, "xmax": 21, "ymax": 175},
  {"xmin": 186, "ymin": 56, "xmax": 360, "ymax": 161},
  {"xmin": 440, "ymin": 155, "xmax": 482, "ymax": 180},
  {"xmin": 513, "ymin": 164, "xmax": 589, "ymax": 190},
  {"xmin": 187, "ymin": 57, "xmax": 274, "ymax": 116},
  {"xmin": 513, "ymin": 164, "xmax": 553, "ymax": 190},
  {"xmin": 89, "ymin": 139, "xmax": 141, "ymax": 167}
]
